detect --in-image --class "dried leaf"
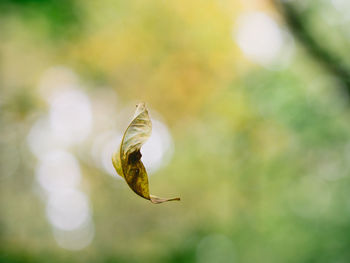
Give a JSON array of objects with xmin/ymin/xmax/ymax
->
[{"xmin": 112, "ymin": 102, "xmax": 180, "ymax": 204}]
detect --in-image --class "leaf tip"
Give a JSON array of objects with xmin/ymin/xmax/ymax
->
[{"xmin": 150, "ymin": 195, "xmax": 181, "ymax": 204}]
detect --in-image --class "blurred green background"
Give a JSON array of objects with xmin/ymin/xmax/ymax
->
[{"xmin": 2, "ymin": 0, "xmax": 350, "ymax": 262}]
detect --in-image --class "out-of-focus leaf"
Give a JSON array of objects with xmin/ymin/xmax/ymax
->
[{"xmin": 112, "ymin": 102, "xmax": 180, "ymax": 204}]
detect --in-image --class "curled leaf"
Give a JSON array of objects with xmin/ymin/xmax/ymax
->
[{"xmin": 112, "ymin": 102, "xmax": 180, "ymax": 204}]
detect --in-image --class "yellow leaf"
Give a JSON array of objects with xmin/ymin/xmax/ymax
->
[{"xmin": 112, "ymin": 102, "xmax": 180, "ymax": 204}]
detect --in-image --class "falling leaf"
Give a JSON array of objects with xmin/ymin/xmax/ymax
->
[{"xmin": 112, "ymin": 102, "xmax": 180, "ymax": 204}]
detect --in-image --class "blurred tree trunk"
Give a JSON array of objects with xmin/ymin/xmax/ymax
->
[{"xmin": 274, "ymin": 0, "xmax": 350, "ymax": 98}]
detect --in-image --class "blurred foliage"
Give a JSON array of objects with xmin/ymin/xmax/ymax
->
[
  {"xmin": 0, "ymin": 0, "xmax": 81, "ymax": 39},
  {"xmin": 275, "ymin": 0, "xmax": 350, "ymax": 96},
  {"xmin": 2, "ymin": 0, "xmax": 350, "ymax": 263}
]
